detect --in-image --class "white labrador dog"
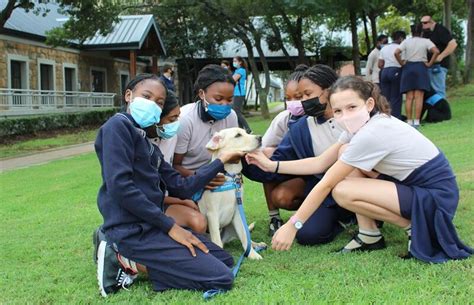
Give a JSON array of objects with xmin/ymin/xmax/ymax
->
[{"xmin": 199, "ymin": 127, "xmax": 266, "ymax": 260}]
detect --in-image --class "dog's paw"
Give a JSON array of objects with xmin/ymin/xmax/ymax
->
[
  {"xmin": 251, "ymin": 241, "xmax": 267, "ymax": 249},
  {"xmin": 248, "ymin": 222, "xmax": 255, "ymax": 232},
  {"xmin": 247, "ymin": 249, "xmax": 263, "ymax": 260}
]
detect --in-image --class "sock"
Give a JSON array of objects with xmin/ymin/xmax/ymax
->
[
  {"xmin": 344, "ymin": 228, "xmax": 382, "ymax": 250},
  {"xmin": 413, "ymin": 119, "xmax": 420, "ymax": 125},
  {"xmin": 404, "ymin": 224, "xmax": 412, "ymax": 251},
  {"xmin": 117, "ymin": 253, "xmax": 138, "ymax": 275},
  {"xmin": 269, "ymin": 209, "xmax": 281, "ymax": 220}
]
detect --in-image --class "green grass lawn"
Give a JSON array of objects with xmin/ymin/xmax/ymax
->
[{"xmin": 1, "ymin": 85, "xmax": 473, "ymax": 304}]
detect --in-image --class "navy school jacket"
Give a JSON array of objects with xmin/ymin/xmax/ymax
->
[{"xmin": 95, "ymin": 113, "xmax": 224, "ymax": 234}]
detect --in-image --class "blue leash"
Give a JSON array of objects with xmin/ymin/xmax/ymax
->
[{"xmin": 203, "ymin": 174, "xmax": 266, "ymax": 300}]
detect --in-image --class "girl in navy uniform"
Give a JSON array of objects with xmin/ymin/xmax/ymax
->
[
  {"xmin": 246, "ymin": 76, "xmax": 472, "ymax": 263},
  {"xmin": 243, "ymin": 64, "xmax": 353, "ymax": 244},
  {"xmin": 95, "ymin": 74, "xmax": 244, "ymax": 297}
]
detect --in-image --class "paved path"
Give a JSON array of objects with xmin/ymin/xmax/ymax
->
[
  {"xmin": 0, "ymin": 104, "xmax": 286, "ymax": 172},
  {"xmin": 0, "ymin": 142, "xmax": 95, "ymax": 172}
]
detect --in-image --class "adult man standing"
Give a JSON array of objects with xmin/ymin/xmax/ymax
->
[
  {"xmin": 159, "ymin": 64, "xmax": 176, "ymax": 92},
  {"xmin": 421, "ymin": 15, "xmax": 458, "ymax": 98},
  {"xmin": 365, "ymin": 34, "xmax": 388, "ymax": 85}
]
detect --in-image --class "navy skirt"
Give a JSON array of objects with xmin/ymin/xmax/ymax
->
[
  {"xmin": 381, "ymin": 152, "xmax": 472, "ymax": 263},
  {"xmin": 400, "ymin": 61, "xmax": 431, "ymax": 93}
]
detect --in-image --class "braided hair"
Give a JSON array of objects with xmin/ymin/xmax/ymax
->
[
  {"xmin": 161, "ymin": 90, "xmax": 179, "ymax": 119},
  {"xmin": 328, "ymin": 75, "xmax": 391, "ymax": 116},
  {"xmin": 301, "ymin": 64, "xmax": 339, "ymax": 90},
  {"xmin": 122, "ymin": 73, "xmax": 166, "ymax": 104},
  {"xmin": 285, "ymin": 64, "xmax": 309, "ymax": 87},
  {"xmin": 193, "ymin": 64, "xmax": 235, "ymax": 101}
]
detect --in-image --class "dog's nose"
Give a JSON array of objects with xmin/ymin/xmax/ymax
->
[{"xmin": 256, "ymin": 135, "xmax": 262, "ymax": 144}]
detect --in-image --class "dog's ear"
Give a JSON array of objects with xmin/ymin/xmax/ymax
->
[{"xmin": 206, "ymin": 133, "xmax": 223, "ymax": 151}]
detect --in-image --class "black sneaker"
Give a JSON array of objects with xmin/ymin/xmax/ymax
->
[
  {"xmin": 97, "ymin": 240, "xmax": 136, "ymax": 297},
  {"xmin": 93, "ymin": 227, "xmax": 106, "ymax": 264},
  {"xmin": 268, "ymin": 217, "xmax": 283, "ymax": 237},
  {"xmin": 336, "ymin": 235, "xmax": 386, "ymax": 254}
]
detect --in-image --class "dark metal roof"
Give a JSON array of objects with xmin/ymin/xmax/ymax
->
[{"xmin": 0, "ymin": 0, "xmax": 165, "ymax": 54}]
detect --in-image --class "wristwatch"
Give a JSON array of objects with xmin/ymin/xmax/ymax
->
[{"xmin": 290, "ymin": 216, "xmax": 303, "ymax": 230}]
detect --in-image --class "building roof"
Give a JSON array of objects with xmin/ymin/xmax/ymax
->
[{"xmin": 0, "ymin": 0, "xmax": 165, "ymax": 54}]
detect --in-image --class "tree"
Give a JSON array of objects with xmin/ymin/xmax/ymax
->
[
  {"xmin": 464, "ymin": 0, "xmax": 473, "ymax": 83},
  {"xmin": 1, "ymin": 0, "xmax": 122, "ymax": 45}
]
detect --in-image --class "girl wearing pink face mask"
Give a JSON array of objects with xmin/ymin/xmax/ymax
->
[{"xmin": 246, "ymin": 76, "xmax": 472, "ymax": 263}]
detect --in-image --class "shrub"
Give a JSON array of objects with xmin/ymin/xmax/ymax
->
[{"xmin": 0, "ymin": 108, "xmax": 119, "ymax": 138}]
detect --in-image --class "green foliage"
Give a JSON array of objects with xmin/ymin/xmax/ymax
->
[
  {"xmin": 377, "ymin": 6, "xmax": 411, "ymax": 39},
  {"xmin": 0, "ymin": 108, "xmax": 118, "ymax": 139}
]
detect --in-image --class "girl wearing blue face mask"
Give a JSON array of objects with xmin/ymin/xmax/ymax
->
[
  {"xmin": 93, "ymin": 73, "xmax": 245, "ymax": 297},
  {"xmin": 173, "ymin": 65, "xmax": 239, "ymax": 188}
]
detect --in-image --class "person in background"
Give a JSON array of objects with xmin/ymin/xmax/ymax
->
[
  {"xmin": 221, "ymin": 60, "xmax": 231, "ymax": 70},
  {"xmin": 159, "ymin": 63, "xmax": 176, "ymax": 92},
  {"xmin": 232, "ymin": 56, "xmax": 252, "ymax": 134},
  {"xmin": 421, "ymin": 15, "xmax": 458, "ymax": 98},
  {"xmin": 379, "ymin": 30, "xmax": 406, "ymax": 119},
  {"xmin": 366, "ymin": 34, "xmax": 388, "ymax": 86},
  {"xmin": 395, "ymin": 23, "xmax": 439, "ymax": 128}
]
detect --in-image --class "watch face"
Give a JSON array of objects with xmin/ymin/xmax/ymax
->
[{"xmin": 295, "ymin": 221, "xmax": 303, "ymax": 230}]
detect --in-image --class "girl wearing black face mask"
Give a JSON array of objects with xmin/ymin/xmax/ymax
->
[{"xmin": 243, "ymin": 64, "xmax": 355, "ymax": 245}]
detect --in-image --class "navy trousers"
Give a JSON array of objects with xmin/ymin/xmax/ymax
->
[
  {"xmin": 108, "ymin": 224, "xmax": 234, "ymax": 292},
  {"xmin": 380, "ymin": 67, "xmax": 402, "ymax": 119},
  {"xmin": 296, "ymin": 206, "xmax": 349, "ymax": 245}
]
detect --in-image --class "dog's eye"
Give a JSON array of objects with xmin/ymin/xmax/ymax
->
[{"xmin": 235, "ymin": 133, "xmax": 242, "ymax": 138}]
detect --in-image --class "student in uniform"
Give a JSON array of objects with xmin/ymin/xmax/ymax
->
[
  {"xmin": 173, "ymin": 65, "xmax": 239, "ymax": 188},
  {"xmin": 243, "ymin": 64, "xmax": 353, "ymax": 244},
  {"xmin": 259, "ymin": 64, "xmax": 307, "ymax": 235},
  {"xmin": 378, "ymin": 30, "xmax": 406, "ymax": 119},
  {"xmin": 148, "ymin": 91, "xmax": 207, "ymax": 234},
  {"xmin": 395, "ymin": 23, "xmax": 439, "ymax": 128},
  {"xmin": 246, "ymin": 75, "xmax": 472, "ymax": 263},
  {"xmin": 94, "ymin": 73, "xmax": 244, "ymax": 297}
]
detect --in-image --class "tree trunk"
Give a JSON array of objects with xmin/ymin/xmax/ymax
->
[
  {"xmin": 248, "ymin": 22, "xmax": 270, "ymax": 118},
  {"xmin": 464, "ymin": 0, "xmax": 474, "ymax": 83},
  {"xmin": 0, "ymin": 0, "xmax": 18, "ymax": 30},
  {"xmin": 349, "ymin": 10, "xmax": 361, "ymax": 75},
  {"xmin": 362, "ymin": 13, "xmax": 371, "ymax": 55},
  {"xmin": 268, "ymin": 17, "xmax": 295, "ymax": 69},
  {"xmin": 368, "ymin": 12, "xmax": 377, "ymax": 44},
  {"xmin": 443, "ymin": 0, "xmax": 457, "ymax": 84}
]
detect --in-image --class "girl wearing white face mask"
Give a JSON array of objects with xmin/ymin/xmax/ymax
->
[{"xmin": 246, "ymin": 76, "xmax": 472, "ymax": 263}]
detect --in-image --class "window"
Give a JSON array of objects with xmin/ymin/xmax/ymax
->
[
  {"xmin": 63, "ymin": 64, "xmax": 78, "ymax": 106},
  {"xmin": 8, "ymin": 55, "xmax": 29, "ymax": 106},
  {"xmin": 10, "ymin": 60, "xmax": 26, "ymax": 89},
  {"xmin": 120, "ymin": 72, "xmax": 129, "ymax": 95},
  {"xmin": 91, "ymin": 68, "xmax": 107, "ymax": 92},
  {"xmin": 37, "ymin": 59, "xmax": 56, "ymax": 106},
  {"xmin": 40, "ymin": 64, "xmax": 54, "ymax": 90}
]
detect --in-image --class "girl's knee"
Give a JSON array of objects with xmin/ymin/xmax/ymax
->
[
  {"xmin": 296, "ymin": 226, "xmax": 339, "ymax": 245},
  {"xmin": 332, "ymin": 180, "xmax": 351, "ymax": 207},
  {"xmin": 190, "ymin": 213, "xmax": 207, "ymax": 234}
]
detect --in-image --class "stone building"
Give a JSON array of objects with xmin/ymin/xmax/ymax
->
[{"xmin": 0, "ymin": 1, "xmax": 166, "ymax": 117}]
